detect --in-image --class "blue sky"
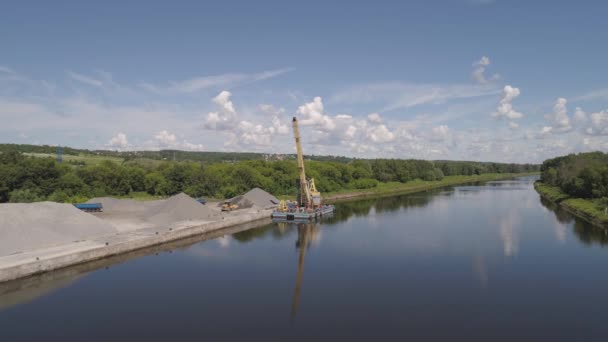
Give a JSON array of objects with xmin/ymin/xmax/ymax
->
[{"xmin": 1, "ymin": 0, "xmax": 607, "ymax": 162}]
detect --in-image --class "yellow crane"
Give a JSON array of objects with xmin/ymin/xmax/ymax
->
[
  {"xmin": 292, "ymin": 117, "xmax": 312, "ymax": 209},
  {"xmin": 292, "ymin": 117, "xmax": 323, "ymax": 209}
]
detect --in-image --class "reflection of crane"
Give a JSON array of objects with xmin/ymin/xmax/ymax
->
[{"xmin": 290, "ymin": 223, "xmax": 320, "ymax": 319}]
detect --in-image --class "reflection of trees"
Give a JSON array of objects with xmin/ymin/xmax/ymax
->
[
  {"xmin": 330, "ymin": 191, "xmax": 440, "ymax": 224},
  {"xmin": 573, "ymin": 220, "xmax": 608, "ymax": 246},
  {"xmin": 330, "ymin": 199, "xmax": 375, "ymax": 222},
  {"xmin": 538, "ymin": 197, "xmax": 608, "ymax": 246},
  {"xmin": 539, "ymin": 197, "xmax": 575, "ymax": 224}
]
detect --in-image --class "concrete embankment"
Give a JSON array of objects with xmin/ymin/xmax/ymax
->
[
  {"xmin": 0, "ymin": 208, "xmax": 273, "ymax": 283},
  {"xmin": 0, "ymin": 189, "xmax": 279, "ymax": 283},
  {"xmin": 0, "ymin": 217, "xmax": 272, "ymax": 308}
]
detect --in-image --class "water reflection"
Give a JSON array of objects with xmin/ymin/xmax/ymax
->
[
  {"xmin": 499, "ymin": 210, "xmax": 521, "ymax": 257},
  {"xmin": 538, "ymin": 197, "xmax": 608, "ymax": 246},
  {"xmin": 329, "ymin": 190, "xmax": 438, "ymax": 223},
  {"xmin": 291, "ymin": 223, "xmax": 320, "ymax": 319},
  {"xmin": 4, "ymin": 176, "xmax": 608, "ymax": 340}
]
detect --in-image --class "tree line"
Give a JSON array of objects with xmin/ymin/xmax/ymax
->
[
  {"xmin": 540, "ymin": 151, "xmax": 608, "ymax": 199},
  {"xmin": 0, "ymin": 150, "xmax": 538, "ymax": 203}
]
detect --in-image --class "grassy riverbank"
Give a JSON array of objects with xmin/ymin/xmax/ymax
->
[
  {"xmin": 534, "ymin": 181, "xmax": 608, "ymax": 228},
  {"xmin": 322, "ymin": 172, "xmax": 538, "ymax": 202}
]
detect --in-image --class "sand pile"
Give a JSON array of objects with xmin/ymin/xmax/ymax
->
[
  {"xmin": 231, "ymin": 188, "xmax": 279, "ymax": 209},
  {"xmin": 143, "ymin": 193, "xmax": 218, "ymax": 226},
  {"xmin": 0, "ymin": 202, "xmax": 119, "ymax": 256}
]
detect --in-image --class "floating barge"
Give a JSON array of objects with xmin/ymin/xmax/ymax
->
[{"xmin": 271, "ymin": 205, "xmax": 335, "ymax": 222}]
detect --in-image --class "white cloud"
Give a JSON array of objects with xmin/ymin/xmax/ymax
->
[
  {"xmin": 260, "ymin": 104, "xmax": 290, "ymax": 135},
  {"xmin": 492, "ymin": 85, "xmax": 523, "ymax": 120},
  {"xmin": 472, "ymin": 56, "xmax": 500, "ymax": 84},
  {"xmin": 430, "ymin": 125, "xmax": 451, "ymax": 141},
  {"xmin": 366, "ymin": 123, "xmax": 395, "ymax": 143},
  {"xmin": 574, "ymin": 107, "xmax": 587, "ymax": 123},
  {"xmin": 296, "ymin": 96, "xmax": 336, "ymax": 131},
  {"xmin": 331, "ymin": 81, "xmax": 500, "ymax": 112},
  {"xmin": 367, "ymin": 113, "xmax": 382, "ymax": 123},
  {"xmin": 586, "ymin": 110, "xmax": 608, "ymax": 135},
  {"xmin": 509, "ymin": 121, "xmax": 519, "ymax": 130},
  {"xmin": 545, "ymin": 97, "xmax": 572, "ymax": 132},
  {"xmin": 204, "ymin": 90, "xmax": 238, "ymax": 130},
  {"xmin": 167, "ymin": 68, "xmax": 293, "ymax": 93},
  {"xmin": 107, "ymin": 133, "xmax": 129, "ymax": 150},
  {"xmin": 574, "ymin": 88, "xmax": 608, "ymax": 102},
  {"xmin": 67, "ymin": 71, "xmax": 104, "ymax": 87},
  {"xmin": 154, "ymin": 130, "xmax": 177, "ymax": 147},
  {"xmin": 202, "ymin": 93, "xmax": 291, "ymax": 149}
]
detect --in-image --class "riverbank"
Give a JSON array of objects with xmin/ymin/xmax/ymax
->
[
  {"xmin": 0, "ymin": 208, "xmax": 273, "ymax": 283},
  {"xmin": 534, "ymin": 181, "xmax": 608, "ymax": 228},
  {"xmin": 325, "ymin": 172, "xmax": 538, "ymax": 202}
]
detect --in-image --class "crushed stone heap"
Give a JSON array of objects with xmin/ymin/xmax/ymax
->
[
  {"xmin": 0, "ymin": 202, "xmax": 119, "ymax": 256},
  {"xmin": 144, "ymin": 193, "xmax": 218, "ymax": 226},
  {"xmin": 230, "ymin": 188, "xmax": 279, "ymax": 209}
]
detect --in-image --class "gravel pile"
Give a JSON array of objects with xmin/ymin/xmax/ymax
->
[
  {"xmin": 231, "ymin": 188, "xmax": 279, "ymax": 209},
  {"xmin": 0, "ymin": 202, "xmax": 118, "ymax": 256},
  {"xmin": 144, "ymin": 193, "xmax": 218, "ymax": 226}
]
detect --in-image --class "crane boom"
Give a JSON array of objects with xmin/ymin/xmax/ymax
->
[{"xmin": 292, "ymin": 117, "xmax": 311, "ymax": 208}]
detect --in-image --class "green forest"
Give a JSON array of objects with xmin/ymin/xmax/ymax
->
[
  {"xmin": 537, "ymin": 151, "xmax": 608, "ymax": 226},
  {"xmin": 540, "ymin": 152, "xmax": 608, "ymax": 199},
  {"xmin": 0, "ymin": 147, "xmax": 538, "ymax": 204}
]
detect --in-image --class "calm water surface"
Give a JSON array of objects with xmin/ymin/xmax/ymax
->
[{"xmin": 1, "ymin": 176, "xmax": 608, "ymax": 340}]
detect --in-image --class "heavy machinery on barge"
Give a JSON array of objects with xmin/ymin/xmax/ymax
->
[{"xmin": 272, "ymin": 117, "xmax": 335, "ymax": 221}]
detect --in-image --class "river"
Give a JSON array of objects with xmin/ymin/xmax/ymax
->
[{"xmin": 1, "ymin": 175, "xmax": 608, "ymax": 340}]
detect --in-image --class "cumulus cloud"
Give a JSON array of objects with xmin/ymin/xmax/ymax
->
[
  {"xmin": 366, "ymin": 123, "xmax": 395, "ymax": 143},
  {"xmin": 586, "ymin": 110, "xmax": 608, "ymax": 135},
  {"xmin": 296, "ymin": 96, "xmax": 336, "ymax": 131},
  {"xmin": 492, "ymin": 85, "xmax": 523, "ymax": 120},
  {"xmin": 204, "ymin": 90, "xmax": 237, "ymax": 130},
  {"xmin": 107, "ymin": 133, "xmax": 129, "ymax": 150},
  {"xmin": 154, "ymin": 130, "xmax": 177, "ymax": 147},
  {"xmin": 147, "ymin": 130, "xmax": 205, "ymax": 151},
  {"xmin": 544, "ymin": 97, "xmax": 572, "ymax": 133},
  {"xmin": 574, "ymin": 107, "xmax": 587, "ymax": 123},
  {"xmin": 202, "ymin": 92, "xmax": 291, "ymax": 148},
  {"xmin": 260, "ymin": 104, "xmax": 290, "ymax": 135},
  {"xmin": 341, "ymin": 113, "xmax": 398, "ymax": 151},
  {"xmin": 367, "ymin": 113, "xmax": 382, "ymax": 123},
  {"xmin": 472, "ymin": 56, "xmax": 500, "ymax": 84}
]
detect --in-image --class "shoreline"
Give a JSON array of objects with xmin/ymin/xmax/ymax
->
[
  {"xmin": 324, "ymin": 172, "xmax": 538, "ymax": 203},
  {"xmin": 0, "ymin": 173, "xmax": 537, "ymax": 284},
  {"xmin": 534, "ymin": 181, "xmax": 608, "ymax": 228},
  {"xmin": 0, "ymin": 209, "xmax": 273, "ymax": 284}
]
